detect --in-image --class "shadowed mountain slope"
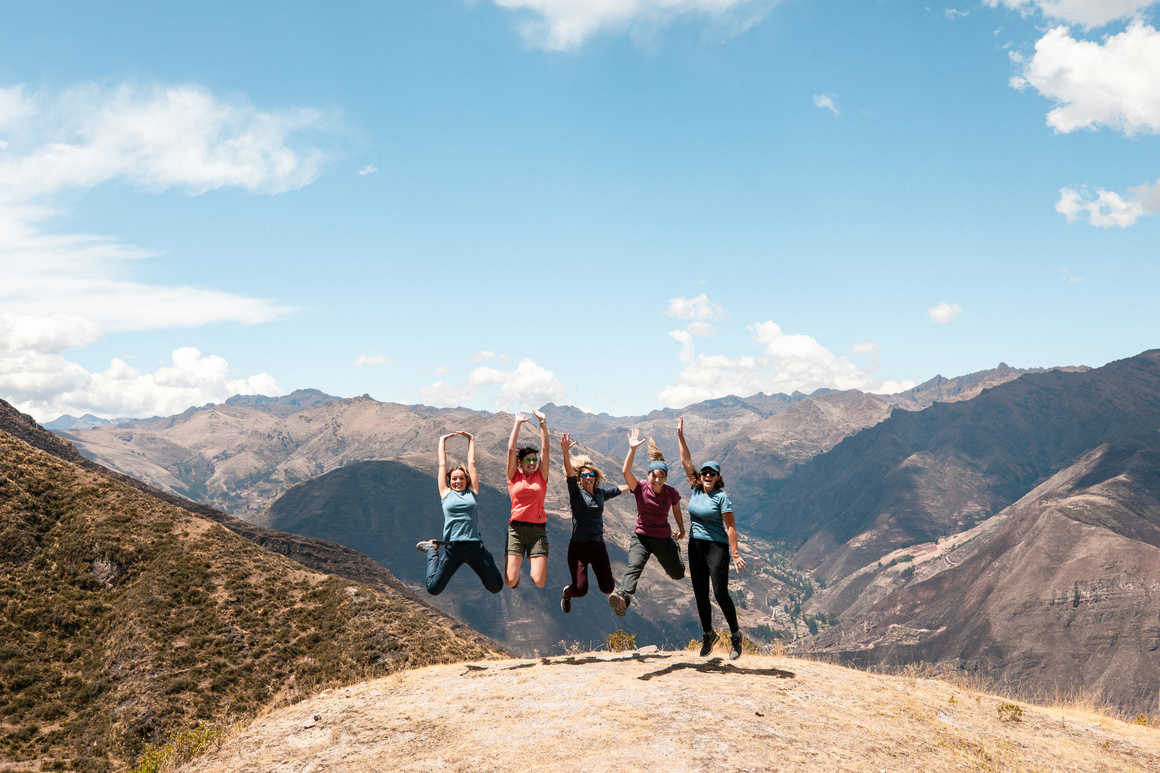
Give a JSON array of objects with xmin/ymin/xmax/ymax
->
[
  {"xmin": 752, "ymin": 350, "xmax": 1160, "ymax": 582},
  {"xmin": 802, "ymin": 437, "xmax": 1160, "ymax": 715},
  {"xmin": 0, "ymin": 425, "xmax": 501, "ymax": 771}
]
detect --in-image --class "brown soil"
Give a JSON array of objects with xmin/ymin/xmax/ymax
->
[{"xmin": 184, "ymin": 651, "xmax": 1160, "ymax": 772}]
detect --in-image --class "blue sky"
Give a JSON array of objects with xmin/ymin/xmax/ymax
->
[{"xmin": 1, "ymin": 0, "xmax": 1158, "ymax": 420}]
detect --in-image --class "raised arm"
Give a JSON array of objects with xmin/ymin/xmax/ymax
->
[
  {"xmin": 623, "ymin": 428, "xmax": 645, "ymax": 491},
  {"xmin": 464, "ymin": 431, "xmax": 479, "ymax": 495},
  {"xmin": 506, "ymin": 413, "xmax": 527, "ymax": 481},
  {"xmin": 676, "ymin": 416, "xmax": 698, "ymax": 486},
  {"xmin": 437, "ymin": 433, "xmax": 452, "ymax": 498},
  {"xmin": 561, "ymin": 433, "xmax": 577, "ymax": 478},
  {"xmin": 533, "ymin": 408, "xmax": 550, "ymax": 483}
]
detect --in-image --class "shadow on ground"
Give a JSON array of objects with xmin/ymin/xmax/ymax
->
[{"xmin": 637, "ymin": 658, "xmax": 795, "ymax": 681}]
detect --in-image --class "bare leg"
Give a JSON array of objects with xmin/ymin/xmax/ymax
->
[
  {"xmin": 505, "ymin": 554, "xmax": 523, "ymax": 588},
  {"xmin": 529, "ymin": 555, "xmax": 548, "ymax": 588}
]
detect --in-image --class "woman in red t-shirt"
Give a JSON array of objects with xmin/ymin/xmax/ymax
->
[{"xmin": 504, "ymin": 409, "xmax": 551, "ymax": 588}]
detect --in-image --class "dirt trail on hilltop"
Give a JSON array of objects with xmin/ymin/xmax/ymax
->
[{"xmin": 184, "ymin": 651, "xmax": 1160, "ymax": 772}]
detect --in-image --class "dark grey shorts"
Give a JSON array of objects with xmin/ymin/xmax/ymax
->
[{"xmin": 506, "ymin": 521, "xmax": 549, "ymax": 558}]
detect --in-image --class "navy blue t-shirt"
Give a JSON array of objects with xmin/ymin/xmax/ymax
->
[{"xmin": 566, "ymin": 476, "xmax": 621, "ymax": 542}]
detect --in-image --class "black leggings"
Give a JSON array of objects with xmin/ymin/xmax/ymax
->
[{"xmin": 688, "ymin": 538, "xmax": 738, "ymax": 634}]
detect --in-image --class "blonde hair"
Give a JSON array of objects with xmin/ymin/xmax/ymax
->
[
  {"xmin": 571, "ymin": 454, "xmax": 603, "ymax": 483},
  {"xmin": 647, "ymin": 439, "xmax": 665, "ymax": 462}
]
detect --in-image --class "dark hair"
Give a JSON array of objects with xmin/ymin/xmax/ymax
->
[
  {"xmin": 691, "ymin": 471, "xmax": 725, "ymax": 493},
  {"xmin": 516, "ymin": 446, "xmax": 539, "ymax": 463},
  {"xmin": 446, "ymin": 463, "xmax": 473, "ymax": 489}
]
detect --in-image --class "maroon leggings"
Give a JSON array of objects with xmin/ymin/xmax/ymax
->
[{"xmin": 563, "ymin": 540, "xmax": 615, "ymax": 599}]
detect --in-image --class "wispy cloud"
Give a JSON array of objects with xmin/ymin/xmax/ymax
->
[
  {"xmin": 928, "ymin": 302, "xmax": 963, "ymax": 324},
  {"xmin": 358, "ymin": 164, "xmax": 378, "ymax": 176},
  {"xmin": 353, "ymin": 354, "xmax": 390, "ymax": 367},
  {"xmin": 490, "ymin": 0, "xmax": 783, "ymax": 51},
  {"xmin": 945, "ymin": 8, "xmax": 970, "ymax": 20},
  {"xmin": 982, "ymin": 0, "xmax": 1156, "ymax": 29},
  {"xmin": 0, "ymin": 81, "xmax": 332, "ymax": 420},
  {"xmin": 812, "ymin": 93, "xmax": 840, "ymax": 116}
]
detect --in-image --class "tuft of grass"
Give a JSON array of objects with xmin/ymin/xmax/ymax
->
[
  {"xmin": 129, "ymin": 723, "xmax": 225, "ymax": 773},
  {"xmin": 605, "ymin": 629, "xmax": 637, "ymax": 652},
  {"xmin": 997, "ymin": 702, "xmax": 1024, "ymax": 722}
]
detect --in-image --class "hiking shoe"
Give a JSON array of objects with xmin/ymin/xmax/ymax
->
[
  {"xmin": 415, "ymin": 540, "xmax": 438, "ymax": 553},
  {"xmin": 608, "ymin": 592, "xmax": 628, "ymax": 617},
  {"xmin": 699, "ymin": 630, "xmax": 719, "ymax": 657},
  {"xmin": 560, "ymin": 587, "xmax": 572, "ymax": 614},
  {"xmin": 729, "ymin": 631, "xmax": 743, "ymax": 660}
]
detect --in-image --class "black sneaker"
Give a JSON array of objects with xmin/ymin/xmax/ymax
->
[
  {"xmin": 560, "ymin": 587, "xmax": 572, "ymax": 614},
  {"xmin": 699, "ymin": 630, "xmax": 719, "ymax": 657},
  {"xmin": 729, "ymin": 631, "xmax": 743, "ymax": 660},
  {"xmin": 608, "ymin": 592, "xmax": 628, "ymax": 617}
]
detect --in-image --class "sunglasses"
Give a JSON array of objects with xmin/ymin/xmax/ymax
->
[
  {"xmin": 579, "ymin": 472, "xmax": 598, "ymax": 479},
  {"xmin": 700, "ymin": 470, "xmax": 718, "ymax": 477},
  {"xmin": 522, "ymin": 456, "xmax": 539, "ymax": 464}
]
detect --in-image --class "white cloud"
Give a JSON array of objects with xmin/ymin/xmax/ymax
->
[
  {"xmin": 983, "ymin": 0, "xmax": 1156, "ymax": 28},
  {"xmin": 1056, "ymin": 185, "xmax": 1147, "ymax": 225},
  {"xmin": 422, "ymin": 358, "xmax": 565, "ymax": 410},
  {"xmin": 490, "ymin": 0, "xmax": 782, "ymax": 51},
  {"xmin": 1010, "ymin": 23, "xmax": 1160, "ymax": 135},
  {"xmin": 685, "ymin": 321, "xmax": 714, "ymax": 337},
  {"xmin": 0, "ymin": 140, "xmax": 8, "ymax": 150},
  {"xmin": 945, "ymin": 8, "xmax": 970, "ymax": 20},
  {"xmin": 470, "ymin": 350, "xmax": 499, "ymax": 362},
  {"xmin": 358, "ymin": 164, "xmax": 377, "ymax": 176},
  {"xmin": 666, "ymin": 293, "xmax": 723, "ymax": 321},
  {"xmin": 658, "ymin": 322, "xmax": 913, "ymax": 407},
  {"xmin": 1060, "ymin": 267, "xmax": 1085, "ymax": 283},
  {"xmin": 928, "ymin": 302, "xmax": 963, "ymax": 323},
  {"xmin": 3, "ymin": 346, "xmax": 280, "ymax": 421},
  {"xmin": 353, "ymin": 353, "xmax": 390, "ymax": 367},
  {"xmin": 849, "ymin": 342, "xmax": 879, "ymax": 355},
  {"xmin": 0, "ymin": 82, "xmax": 329, "ymax": 419},
  {"xmin": 812, "ymin": 93, "xmax": 840, "ymax": 116}
]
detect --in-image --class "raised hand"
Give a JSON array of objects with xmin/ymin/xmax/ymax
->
[
  {"xmin": 532, "ymin": 408, "xmax": 546, "ymax": 423},
  {"xmin": 561, "ymin": 433, "xmax": 578, "ymax": 453},
  {"xmin": 628, "ymin": 428, "xmax": 646, "ymax": 448},
  {"xmin": 677, "ymin": 416, "xmax": 684, "ymax": 435},
  {"xmin": 459, "ymin": 430, "xmax": 473, "ymax": 440},
  {"xmin": 514, "ymin": 412, "xmax": 528, "ymax": 425},
  {"xmin": 440, "ymin": 433, "xmax": 456, "ymax": 442}
]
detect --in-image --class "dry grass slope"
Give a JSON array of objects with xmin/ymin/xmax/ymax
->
[{"xmin": 0, "ymin": 431, "xmax": 502, "ymax": 771}]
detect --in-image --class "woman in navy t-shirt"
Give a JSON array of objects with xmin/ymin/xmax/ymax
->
[
  {"xmin": 558, "ymin": 433, "xmax": 628, "ymax": 613},
  {"xmin": 677, "ymin": 416, "xmax": 746, "ymax": 658}
]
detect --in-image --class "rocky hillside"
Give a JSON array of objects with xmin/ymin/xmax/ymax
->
[
  {"xmin": 0, "ymin": 419, "xmax": 501, "ymax": 771},
  {"xmin": 801, "ymin": 437, "xmax": 1160, "ymax": 715},
  {"xmin": 753, "ymin": 349, "xmax": 1160, "ymax": 583},
  {"xmin": 183, "ymin": 650, "xmax": 1159, "ymax": 772}
]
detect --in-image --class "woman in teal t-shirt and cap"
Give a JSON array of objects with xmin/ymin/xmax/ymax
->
[{"xmin": 677, "ymin": 417, "xmax": 746, "ymax": 659}]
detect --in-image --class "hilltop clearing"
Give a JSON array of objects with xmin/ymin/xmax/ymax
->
[{"xmin": 183, "ymin": 650, "xmax": 1159, "ymax": 772}]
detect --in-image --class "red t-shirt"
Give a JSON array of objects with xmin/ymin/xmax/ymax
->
[{"xmin": 508, "ymin": 469, "xmax": 547, "ymax": 524}]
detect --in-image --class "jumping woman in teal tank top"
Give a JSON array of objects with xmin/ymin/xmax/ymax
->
[{"xmin": 416, "ymin": 431, "xmax": 503, "ymax": 594}]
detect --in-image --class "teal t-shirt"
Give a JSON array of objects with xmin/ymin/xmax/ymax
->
[
  {"xmin": 441, "ymin": 489, "xmax": 482, "ymax": 542},
  {"xmin": 687, "ymin": 488, "xmax": 733, "ymax": 544}
]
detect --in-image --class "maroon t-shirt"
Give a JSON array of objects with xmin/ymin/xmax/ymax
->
[{"xmin": 632, "ymin": 482, "xmax": 681, "ymax": 538}]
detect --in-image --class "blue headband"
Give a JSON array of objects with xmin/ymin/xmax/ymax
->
[{"xmin": 647, "ymin": 461, "xmax": 668, "ymax": 473}]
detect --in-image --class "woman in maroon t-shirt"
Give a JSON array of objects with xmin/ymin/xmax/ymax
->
[{"xmin": 608, "ymin": 428, "xmax": 686, "ymax": 616}]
